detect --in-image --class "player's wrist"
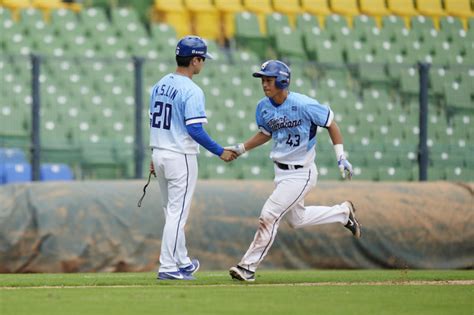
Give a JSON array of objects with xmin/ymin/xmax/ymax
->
[
  {"xmin": 217, "ymin": 146, "xmax": 224, "ymax": 156},
  {"xmin": 333, "ymin": 144, "xmax": 345, "ymax": 160}
]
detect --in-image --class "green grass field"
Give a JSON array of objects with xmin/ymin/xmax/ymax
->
[{"xmin": 1, "ymin": 270, "xmax": 473, "ymax": 315}]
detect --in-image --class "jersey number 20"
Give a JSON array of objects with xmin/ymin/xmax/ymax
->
[{"xmin": 152, "ymin": 101, "xmax": 172, "ymax": 130}]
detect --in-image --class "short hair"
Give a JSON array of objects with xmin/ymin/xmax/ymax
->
[{"xmin": 176, "ymin": 55, "xmax": 194, "ymax": 67}]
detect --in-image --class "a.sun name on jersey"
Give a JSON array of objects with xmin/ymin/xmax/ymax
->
[
  {"xmin": 267, "ymin": 116, "xmax": 302, "ymax": 131},
  {"xmin": 157, "ymin": 84, "xmax": 178, "ymax": 100}
]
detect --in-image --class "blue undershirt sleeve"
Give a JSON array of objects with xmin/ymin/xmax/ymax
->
[{"xmin": 186, "ymin": 123, "xmax": 224, "ymax": 156}]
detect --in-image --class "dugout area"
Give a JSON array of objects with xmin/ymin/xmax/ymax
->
[{"xmin": 0, "ymin": 180, "xmax": 472, "ymax": 273}]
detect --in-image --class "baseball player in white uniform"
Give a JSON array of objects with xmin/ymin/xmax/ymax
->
[
  {"xmin": 149, "ymin": 36, "xmax": 236, "ymax": 280},
  {"xmin": 228, "ymin": 60, "xmax": 361, "ymax": 282}
]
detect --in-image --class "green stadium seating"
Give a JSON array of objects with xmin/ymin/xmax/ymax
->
[
  {"xmin": 235, "ymin": 12, "xmax": 268, "ymax": 59},
  {"xmin": 296, "ymin": 13, "xmax": 319, "ymax": 35},
  {"xmin": 353, "ymin": 15, "xmax": 377, "ymax": 41},
  {"xmin": 1, "ymin": 4, "xmax": 472, "ymax": 182},
  {"xmin": 275, "ymin": 26, "xmax": 306, "ymax": 60},
  {"xmin": 382, "ymin": 15, "xmax": 405, "ymax": 41},
  {"xmin": 266, "ymin": 12, "xmax": 290, "ymax": 40},
  {"xmin": 377, "ymin": 166, "xmax": 413, "ymax": 181}
]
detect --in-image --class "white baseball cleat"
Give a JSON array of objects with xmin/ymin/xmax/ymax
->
[
  {"xmin": 344, "ymin": 201, "xmax": 361, "ymax": 239},
  {"xmin": 229, "ymin": 266, "xmax": 255, "ymax": 282}
]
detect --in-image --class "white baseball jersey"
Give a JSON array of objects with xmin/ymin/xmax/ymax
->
[
  {"xmin": 237, "ymin": 91, "xmax": 351, "ymax": 274},
  {"xmin": 149, "ymin": 73, "xmax": 208, "ymax": 154},
  {"xmin": 255, "ymin": 91, "xmax": 334, "ymax": 165}
]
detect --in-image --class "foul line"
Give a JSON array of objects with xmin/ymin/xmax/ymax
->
[{"xmin": 1, "ymin": 280, "xmax": 473, "ymax": 290}]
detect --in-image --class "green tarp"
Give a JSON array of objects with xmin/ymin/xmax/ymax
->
[{"xmin": 0, "ymin": 180, "xmax": 472, "ymax": 273}]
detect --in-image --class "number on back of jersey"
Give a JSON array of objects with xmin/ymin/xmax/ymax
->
[{"xmin": 152, "ymin": 101, "xmax": 172, "ymax": 130}]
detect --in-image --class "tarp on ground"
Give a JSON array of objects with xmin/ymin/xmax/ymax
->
[{"xmin": 0, "ymin": 180, "xmax": 472, "ymax": 273}]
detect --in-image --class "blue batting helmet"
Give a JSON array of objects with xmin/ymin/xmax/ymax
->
[
  {"xmin": 252, "ymin": 60, "xmax": 291, "ymax": 89},
  {"xmin": 175, "ymin": 35, "xmax": 213, "ymax": 59}
]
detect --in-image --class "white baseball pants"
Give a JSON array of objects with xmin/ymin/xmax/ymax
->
[
  {"xmin": 152, "ymin": 149, "xmax": 198, "ymax": 272},
  {"xmin": 238, "ymin": 163, "xmax": 351, "ymax": 272}
]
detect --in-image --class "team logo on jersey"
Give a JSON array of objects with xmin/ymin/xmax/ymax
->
[
  {"xmin": 267, "ymin": 116, "xmax": 302, "ymax": 131},
  {"xmin": 291, "ymin": 106, "xmax": 297, "ymax": 111}
]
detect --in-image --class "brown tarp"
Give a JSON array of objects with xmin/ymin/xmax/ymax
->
[{"xmin": 0, "ymin": 180, "xmax": 472, "ymax": 273}]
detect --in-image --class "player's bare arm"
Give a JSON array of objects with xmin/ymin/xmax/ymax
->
[
  {"xmin": 243, "ymin": 131, "xmax": 272, "ymax": 151},
  {"xmin": 225, "ymin": 132, "xmax": 271, "ymax": 156},
  {"xmin": 327, "ymin": 120, "xmax": 343, "ymax": 145}
]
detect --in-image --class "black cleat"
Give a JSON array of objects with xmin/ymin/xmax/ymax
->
[
  {"xmin": 229, "ymin": 265, "xmax": 255, "ymax": 282},
  {"xmin": 344, "ymin": 201, "xmax": 361, "ymax": 238}
]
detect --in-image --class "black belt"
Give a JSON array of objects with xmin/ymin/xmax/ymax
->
[{"xmin": 275, "ymin": 162, "xmax": 304, "ymax": 170}]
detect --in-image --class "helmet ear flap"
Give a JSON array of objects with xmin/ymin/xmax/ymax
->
[{"xmin": 275, "ymin": 78, "xmax": 289, "ymax": 89}]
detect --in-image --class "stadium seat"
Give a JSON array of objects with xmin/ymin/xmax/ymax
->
[
  {"xmin": 149, "ymin": 23, "xmax": 177, "ymax": 59},
  {"xmin": 445, "ymin": 166, "xmax": 473, "ymax": 182},
  {"xmin": 296, "ymin": 13, "xmax": 320, "ymax": 36},
  {"xmin": 234, "ymin": 12, "xmax": 269, "ymax": 59},
  {"xmin": 344, "ymin": 39, "xmax": 372, "ymax": 64},
  {"xmin": 387, "ymin": 0, "xmax": 419, "ymax": 29},
  {"xmin": 377, "ymin": 166, "xmax": 413, "ymax": 181},
  {"xmin": 242, "ymin": 0, "xmax": 273, "ymax": 35},
  {"xmin": 0, "ymin": 7, "xmax": 12, "ymax": 25},
  {"xmin": 214, "ymin": 0, "xmax": 245, "ymax": 39},
  {"xmin": 444, "ymin": 81, "xmax": 472, "ymax": 113},
  {"xmin": 307, "ymin": 35, "xmax": 344, "ymax": 64},
  {"xmin": 1, "ymin": 0, "xmax": 30, "ymax": 21},
  {"xmin": 416, "ymin": 0, "xmax": 446, "ymax": 30},
  {"xmin": 3, "ymin": 162, "xmax": 31, "ymax": 183},
  {"xmin": 0, "ymin": 147, "xmax": 27, "ymax": 164},
  {"xmin": 275, "ymin": 26, "xmax": 306, "ymax": 61},
  {"xmin": 205, "ymin": 163, "xmax": 241, "ymax": 180},
  {"xmin": 31, "ymin": 0, "xmax": 69, "ymax": 21},
  {"xmin": 444, "ymin": 0, "xmax": 474, "ymax": 30},
  {"xmin": 266, "ymin": 12, "xmax": 291, "ymax": 42},
  {"xmin": 352, "ymin": 15, "xmax": 378, "ymax": 41},
  {"xmin": 300, "ymin": 0, "xmax": 331, "ymax": 28},
  {"xmin": 272, "ymin": 0, "xmax": 302, "ymax": 28},
  {"xmin": 330, "ymin": 0, "xmax": 360, "ymax": 28},
  {"xmin": 40, "ymin": 163, "xmax": 74, "ymax": 181},
  {"xmin": 184, "ymin": 0, "xmax": 220, "ymax": 40},
  {"xmin": 153, "ymin": 0, "xmax": 191, "ymax": 38},
  {"xmin": 439, "ymin": 16, "xmax": 463, "ymax": 41},
  {"xmin": 241, "ymin": 164, "xmax": 273, "ymax": 180},
  {"xmin": 359, "ymin": 0, "xmax": 391, "ymax": 28}
]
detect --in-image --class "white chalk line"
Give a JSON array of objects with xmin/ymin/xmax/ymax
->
[{"xmin": 1, "ymin": 280, "xmax": 473, "ymax": 290}]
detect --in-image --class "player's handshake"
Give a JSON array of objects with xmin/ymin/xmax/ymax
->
[
  {"xmin": 224, "ymin": 143, "xmax": 246, "ymax": 156},
  {"xmin": 220, "ymin": 143, "xmax": 246, "ymax": 162},
  {"xmin": 220, "ymin": 149, "xmax": 238, "ymax": 162}
]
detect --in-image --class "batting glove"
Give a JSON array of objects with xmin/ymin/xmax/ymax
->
[
  {"xmin": 224, "ymin": 143, "xmax": 246, "ymax": 156},
  {"xmin": 338, "ymin": 156, "xmax": 353, "ymax": 180}
]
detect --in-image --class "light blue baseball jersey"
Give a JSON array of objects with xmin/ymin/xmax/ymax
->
[
  {"xmin": 256, "ymin": 92, "xmax": 334, "ymax": 165},
  {"xmin": 149, "ymin": 73, "xmax": 208, "ymax": 154}
]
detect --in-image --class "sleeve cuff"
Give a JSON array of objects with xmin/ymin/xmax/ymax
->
[
  {"xmin": 186, "ymin": 117, "xmax": 208, "ymax": 125},
  {"xmin": 259, "ymin": 126, "xmax": 271, "ymax": 136},
  {"xmin": 325, "ymin": 110, "xmax": 334, "ymax": 127}
]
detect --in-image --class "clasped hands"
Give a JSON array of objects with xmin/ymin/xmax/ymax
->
[{"xmin": 220, "ymin": 143, "xmax": 245, "ymax": 162}]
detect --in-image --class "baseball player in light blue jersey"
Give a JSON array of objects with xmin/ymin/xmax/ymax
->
[
  {"xmin": 149, "ymin": 36, "xmax": 236, "ymax": 281},
  {"xmin": 228, "ymin": 60, "xmax": 361, "ymax": 282}
]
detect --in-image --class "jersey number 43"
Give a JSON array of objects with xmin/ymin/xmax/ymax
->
[
  {"xmin": 286, "ymin": 133, "xmax": 300, "ymax": 147},
  {"xmin": 152, "ymin": 101, "xmax": 172, "ymax": 130}
]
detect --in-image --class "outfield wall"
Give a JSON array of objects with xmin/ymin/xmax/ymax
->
[{"xmin": 0, "ymin": 180, "xmax": 472, "ymax": 273}]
